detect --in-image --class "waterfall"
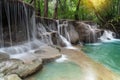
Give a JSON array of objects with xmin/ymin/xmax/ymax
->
[
  {"xmin": 0, "ymin": 39, "xmax": 44, "ymax": 54},
  {"xmin": 31, "ymin": 11, "xmax": 36, "ymax": 40},
  {"xmin": 1, "ymin": 0, "xmax": 34, "ymax": 46},
  {"xmin": 37, "ymin": 23, "xmax": 53, "ymax": 45},
  {"xmin": 4, "ymin": 0, "xmax": 13, "ymax": 46},
  {"xmin": 99, "ymin": 30, "xmax": 117, "ymax": 42},
  {"xmin": 87, "ymin": 24, "xmax": 118, "ymax": 43},
  {"xmin": 87, "ymin": 24, "xmax": 98, "ymax": 43},
  {"xmin": 1, "ymin": 0, "xmax": 114, "ymax": 55},
  {"xmin": 22, "ymin": 3, "xmax": 30, "ymax": 42},
  {"xmin": 0, "ymin": 1, "xmax": 43, "ymax": 54},
  {"xmin": 56, "ymin": 20, "xmax": 70, "ymax": 41},
  {"xmin": 59, "ymin": 35, "xmax": 72, "ymax": 48},
  {"xmin": 56, "ymin": 20, "xmax": 77, "ymax": 49}
]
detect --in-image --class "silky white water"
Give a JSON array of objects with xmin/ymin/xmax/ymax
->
[
  {"xmin": 55, "ymin": 54, "xmax": 68, "ymax": 63},
  {"xmin": 99, "ymin": 30, "xmax": 119, "ymax": 42},
  {"xmin": 0, "ymin": 39, "xmax": 44, "ymax": 54},
  {"xmin": 56, "ymin": 20, "xmax": 77, "ymax": 49},
  {"xmin": 37, "ymin": 23, "xmax": 53, "ymax": 45}
]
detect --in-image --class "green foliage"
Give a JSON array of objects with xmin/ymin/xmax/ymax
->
[
  {"xmin": 23, "ymin": 0, "xmax": 120, "ymax": 25},
  {"xmin": 23, "ymin": 0, "xmax": 31, "ymax": 3},
  {"xmin": 99, "ymin": 0, "xmax": 120, "ymax": 28}
]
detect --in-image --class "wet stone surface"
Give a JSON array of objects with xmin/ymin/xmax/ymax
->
[{"xmin": 0, "ymin": 46, "xmax": 61, "ymax": 79}]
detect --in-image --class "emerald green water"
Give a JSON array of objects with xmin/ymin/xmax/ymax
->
[
  {"xmin": 34, "ymin": 61, "xmax": 82, "ymax": 80},
  {"xmin": 83, "ymin": 41, "xmax": 120, "ymax": 74}
]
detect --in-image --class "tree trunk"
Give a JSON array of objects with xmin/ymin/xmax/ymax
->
[
  {"xmin": 53, "ymin": 0, "xmax": 59, "ymax": 19},
  {"xmin": 74, "ymin": 0, "xmax": 81, "ymax": 20},
  {"xmin": 44, "ymin": 0, "xmax": 48, "ymax": 17}
]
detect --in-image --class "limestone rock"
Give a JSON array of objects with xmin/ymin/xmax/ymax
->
[
  {"xmin": 4, "ymin": 74, "xmax": 21, "ymax": 80},
  {"xmin": 68, "ymin": 27, "xmax": 79, "ymax": 44},
  {"xmin": 74, "ymin": 22, "xmax": 102, "ymax": 43},
  {"xmin": 35, "ymin": 46, "xmax": 61, "ymax": 63},
  {"xmin": 0, "ymin": 46, "xmax": 61, "ymax": 78},
  {"xmin": 0, "ymin": 59, "xmax": 42, "ymax": 78}
]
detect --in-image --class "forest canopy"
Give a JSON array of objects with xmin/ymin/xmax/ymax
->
[{"xmin": 23, "ymin": 0, "xmax": 120, "ymax": 26}]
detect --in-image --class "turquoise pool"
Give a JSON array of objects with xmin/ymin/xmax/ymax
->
[
  {"xmin": 83, "ymin": 41, "xmax": 120, "ymax": 74},
  {"xmin": 34, "ymin": 61, "xmax": 82, "ymax": 80}
]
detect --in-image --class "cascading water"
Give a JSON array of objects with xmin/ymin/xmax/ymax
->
[
  {"xmin": 0, "ymin": 39, "xmax": 44, "ymax": 54},
  {"xmin": 86, "ymin": 24, "xmax": 98, "ymax": 43},
  {"xmin": 22, "ymin": 3, "xmax": 31, "ymax": 42},
  {"xmin": 4, "ymin": 0, "xmax": 13, "ymax": 46},
  {"xmin": 59, "ymin": 35, "xmax": 71, "ymax": 46},
  {"xmin": 37, "ymin": 23, "xmax": 53, "ymax": 45},
  {"xmin": 85, "ymin": 23, "xmax": 118, "ymax": 43},
  {"xmin": 99, "ymin": 30, "xmax": 117, "ymax": 42},
  {"xmin": 56, "ymin": 20, "xmax": 70, "ymax": 41},
  {"xmin": 0, "ymin": 1, "xmax": 78, "ymax": 55},
  {"xmin": 0, "ymin": 0, "xmax": 44, "ymax": 55},
  {"xmin": 56, "ymin": 20, "xmax": 76, "ymax": 49},
  {"xmin": 1, "ymin": 0, "xmax": 31, "ymax": 45},
  {"xmin": 0, "ymin": 0, "xmax": 117, "ymax": 54},
  {"xmin": 36, "ymin": 19, "xmax": 76, "ymax": 49},
  {"xmin": 0, "ymin": 1, "xmax": 119, "ymax": 80}
]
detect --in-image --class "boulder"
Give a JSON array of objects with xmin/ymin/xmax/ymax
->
[
  {"xmin": 74, "ymin": 22, "xmax": 102, "ymax": 43},
  {"xmin": 0, "ymin": 59, "xmax": 42, "ymax": 78},
  {"xmin": 68, "ymin": 24, "xmax": 79, "ymax": 44}
]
